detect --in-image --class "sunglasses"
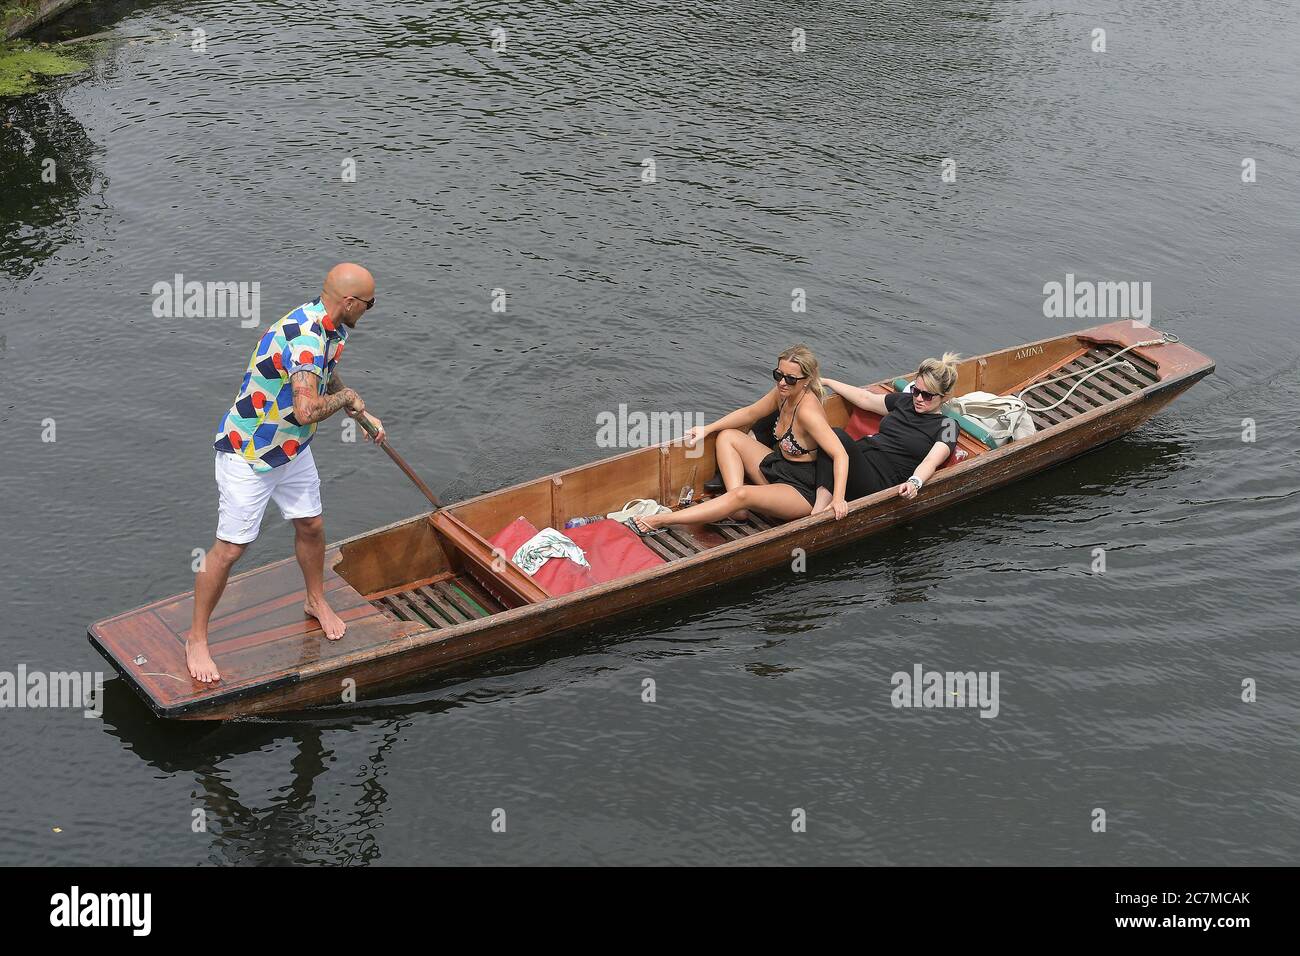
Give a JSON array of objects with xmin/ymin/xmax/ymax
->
[
  {"xmin": 772, "ymin": 369, "xmax": 808, "ymax": 386},
  {"xmin": 912, "ymin": 382, "xmax": 941, "ymax": 402},
  {"xmin": 349, "ymin": 294, "xmax": 376, "ymax": 310}
]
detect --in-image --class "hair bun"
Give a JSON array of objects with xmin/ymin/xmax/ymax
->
[{"xmin": 917, "ymin": 352, "xmax": 961, "ymax": 395}]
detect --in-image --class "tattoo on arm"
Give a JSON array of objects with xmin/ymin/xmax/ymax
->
[
  {"xmin": 292, "ymin": 370, "xmax": 352, "ymax": 424},
  {"xmin": 312, "ymin": 392, "xmax": 353, "ymax": 423}
]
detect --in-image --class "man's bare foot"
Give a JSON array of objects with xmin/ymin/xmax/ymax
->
[
  {"xmin": 304, "ymin": 595, "xmax": 347, "ymax": 640},
  {"xmin": 186, "ymin": 640, "xmax": 221, "ymax": 683}
]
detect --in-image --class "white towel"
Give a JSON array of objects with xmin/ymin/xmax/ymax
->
[{"xmin": 511, "ymin": 528, "xmax": 591, "ymax": 576}]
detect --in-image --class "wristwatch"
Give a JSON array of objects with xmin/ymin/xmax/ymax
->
[{"xmin": 907, "ymin": 476, "xmax": 923, "ymax": 491}]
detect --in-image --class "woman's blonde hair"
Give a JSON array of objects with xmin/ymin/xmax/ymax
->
[
  {"xmin": 777, "ymin": 344, "xmax": 825, "ymax": 400},
  {"xmin": 916, "ymin": 352, "xmax": 961, "ymax": 396}
]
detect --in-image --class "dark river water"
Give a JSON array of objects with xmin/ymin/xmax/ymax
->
[{"xmin": 1, "ymin": 0, "xmax": 1297, "ymax": 865}]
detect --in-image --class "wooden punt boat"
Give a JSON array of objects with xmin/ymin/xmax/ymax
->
[{"xmin": 89, "ymin": 320, "xmax": 1214, "ymax": 719}]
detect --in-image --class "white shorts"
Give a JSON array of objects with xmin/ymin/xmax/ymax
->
[{"xmin": 215, "ymin": 446, "xmax": 322, "ymax": 544}]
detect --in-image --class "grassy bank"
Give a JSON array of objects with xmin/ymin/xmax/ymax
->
[{"xmin": 0, "ymin": 38, "xmax": 84, "ymax": 95}]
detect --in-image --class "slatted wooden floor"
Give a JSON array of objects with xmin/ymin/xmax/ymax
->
[
  {"xmin": 635, "ymin": 511, "xmax": 777, "ymax": 563},
  {"xmin": 1019, "ymin": 343, "xmax": 1161, "ymax": 431},
  {"xmin": 370, "ymin": 573, "xmax": 506, "ymax": 628}
]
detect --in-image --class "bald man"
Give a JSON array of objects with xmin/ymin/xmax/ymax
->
[{"xmin": 188, "ymin": 263, "xmax": 385, "ymax": 682}]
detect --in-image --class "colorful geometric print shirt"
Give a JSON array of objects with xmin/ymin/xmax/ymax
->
[{"xmin": 212, "ymin": 298, "xmax": 348, "ymax": 472}]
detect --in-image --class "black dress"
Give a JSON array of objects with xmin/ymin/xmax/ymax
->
[{"xmin": 813, "ymin": 391, "xmax": 958, "ymax": 499}]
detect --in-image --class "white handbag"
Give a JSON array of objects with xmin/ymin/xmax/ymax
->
[{"xmin": 944, "ymin": 391, "xmax": 1036, "ymax": 446}]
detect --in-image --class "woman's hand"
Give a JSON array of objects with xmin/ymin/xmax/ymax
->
[
  {"xmin": 832, "ymin": 496, "xmax": 848, "ymax": 520},
  {"xmin": 897, "ymin": 480, "xmax": 919, "ymax": 500},
  {"xmin": 684, "ymin": 425, "xmax": 710, "ymax": 448}
]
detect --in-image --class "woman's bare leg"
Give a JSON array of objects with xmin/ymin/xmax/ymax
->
[
  {"xmin": 737, "ymin": 438, "xmax": 775, "ymax": 484},
  {"xmin": 636, "ymin": 482, "xmax": 811, "ymax": 532},
  {"xmin": 713, "ymin": 428, "xmax": 749, "ymax": 490},
  {"xmin": 711, "ymin": 429, "xmax": 775, "ymax": 520}
]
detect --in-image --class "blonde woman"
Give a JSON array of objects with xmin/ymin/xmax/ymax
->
[
  {"xmin": 628, "ymin": 345, "xmax": 849, "ymax": 534},
  {"xmin": 811, "ymin": 352, "xmax": 963, "ymax": 511}
]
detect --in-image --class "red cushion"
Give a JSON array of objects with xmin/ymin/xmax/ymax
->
[
  {"xmin": 845, "ymin": 408, "xmax": 883, "ymax": 441},
  {"xmin": 485, "ymin": 516, "xmax": 666, "ymax": 597},
  {"xmin": 487, "ymin": 517, "xmax": 596, "ymax": 596},
  {"xmin": 567, "ymin": 519, "xmax": 667, "ymax": 583}
]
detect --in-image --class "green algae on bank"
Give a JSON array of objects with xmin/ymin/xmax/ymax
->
[{"xmin": 0, "ymin": 39, "xmax": 84, "ymax": 96}]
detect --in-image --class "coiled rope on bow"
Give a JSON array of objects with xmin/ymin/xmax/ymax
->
[{"xmin": 1016, "ymin": 330, "xmax": 1179, "ymax": 413}]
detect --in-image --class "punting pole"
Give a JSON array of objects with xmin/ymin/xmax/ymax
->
[{"xmin": 354, "ymin": 412, "xmax": 441, "ymax": 510}]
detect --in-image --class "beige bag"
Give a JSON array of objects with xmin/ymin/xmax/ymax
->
[{"xmin": 944, "ymin": 392, "xmax": 1036, "ymax": 446}]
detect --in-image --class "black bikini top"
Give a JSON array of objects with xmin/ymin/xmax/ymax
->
[{"xmin": 775, "ymin": 394, "xmax": 813, "ymax": 458}]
